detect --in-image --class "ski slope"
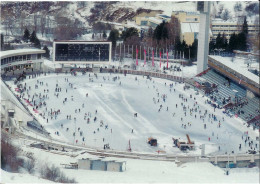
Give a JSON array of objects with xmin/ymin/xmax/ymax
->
[{"xmin": 7, "ymin": 72, "xmax": 259, "ymax": 155}]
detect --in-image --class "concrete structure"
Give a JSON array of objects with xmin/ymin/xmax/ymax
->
[
  {"xmin": 78, "ymin": 158, "xmax": 125, "ymax": 172},
  {"xmin": 211, "ymin": 19, "xmax": 259, "ymax": 42},
  {"xmin": 171, "ymin": 11, "xmax": 200, "ymax": 46},
  {"xmin": 208, "ymin": 55, "xmax": 260, "ymax": 96},
  {"xmin": 0, "ymin": 49, "xmax": 45, "ymax": 73},
  {"xmin": 180, "ymin": 22, "xmax": 200, "ymax": 45},
  {"xmin": 197, "ymin": 1, "xmax": 211, "ymax": 74},
  {"xmin": 78, "ymin": 158, "xmax": 92, "ymax": 170}
]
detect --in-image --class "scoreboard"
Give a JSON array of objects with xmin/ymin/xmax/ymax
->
[{"xmin": 53, "ymin": 41, "xmax": 112, "ymax": 64}]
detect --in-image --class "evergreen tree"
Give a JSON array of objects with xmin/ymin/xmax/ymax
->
[
  {"xmin": 103, "ymin": 31, "xmax": 107, "ymax": 39},
  {"xmin": 34, "ymin": 37, "xmax": 41, "ymax": 49},
  {"xmin": 23, "ymin": 28, "xmax": 30, "ymax": 43},
  {"xmin": 215, "ymin": 32, "xmax": 224, "ymax": 49},
  {"xmin": 43, "ymin": 45, "xmax": 50, "ymax": 58},
  {"xmin": 228, "ymin": 32, "xmax": 237, "ymax": 52},
  {"xmin": 222, "ymin": 33, "xmax": 228, "ymax": 50},
  {"xmin": 189, "ymin": 39, "xmax": 198, "ymax": 61},
  {"xmin": 209, "ymin": 40, "xmax": 216, "ymax": 53},
  {"xmin": 121, "ymin": 27, "xmax": 138, "ymax": 41},
  {"xmin": 1, "ymin": 34, "xmax": 4, "ymax": 50},
  {"xmin": 30, "ymin": 31, "xmax": 37, "ymax": 43},
  {"xmin": 108, "ymin": 29, "xmax": 119, "ymax": 49},
  {"xmin": 237, "ymin": 32, "xmax": 247, "ymax": 51},
  {"xmin": 162, "ymin": 26, "xmax": 168, "ymax": 40},
  {"xmin": 242, "ymin": 16, "xmax": 248, "ymax": 35}
]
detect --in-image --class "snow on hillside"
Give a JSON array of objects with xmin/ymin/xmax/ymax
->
[
  {"xmin": 116, "ymin": 1, "xmax": 197, "ymax": 15},
  {"xmin": 2, "ymin": 142, "xmax": 259, "ymax": 183}
]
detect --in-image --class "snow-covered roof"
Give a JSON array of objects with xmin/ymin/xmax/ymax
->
[
  {"xmin": 181, "ymin": 22, "xmax": 199, "ymax": 33},
  {"xmin": 0, "ymin": 49, "xmax": 45, "ymax": 59},
  {"xmin": 208, "ymin": 55, "xmax": 259, "ymax": 85}
]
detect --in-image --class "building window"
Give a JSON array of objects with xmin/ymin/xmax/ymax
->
[
  {"xmin": 37, "ymin": 54, "xmax": 41, "ymax": 59},
  {"xmin": 27, "ymin": 55, "xmax": 31, "ymax": 60},
  {"xmin": 23, "ymin": 55, "xmax": 26, "ymax": 60},
  {"xmin": 31, "ymin": 54, "xmax": 37, "ymax": 60}
]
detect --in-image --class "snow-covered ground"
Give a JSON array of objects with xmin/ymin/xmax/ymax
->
[
  {"xmin": 6, "ymin": 71, "xmax": 259, "ymax": 156},
  {"xmin": 2, "ymin": 142, "xmax": 259, "ymax": 183}
]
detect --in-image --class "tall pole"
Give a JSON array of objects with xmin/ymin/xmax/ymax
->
[
  {"xmin": 132, "ymin": 45, "xmax": 133, "ymax": 60},
  {"xmin": 124, "ymin": 44, "xmax": 125, "ymax": 59},
  {"xmin": 140, "ymin": 45, "xmax": 141, "ymax": 60},
  {"xmin": 120, "ymin": 43, "xmax": 121, "ymax": 62}
]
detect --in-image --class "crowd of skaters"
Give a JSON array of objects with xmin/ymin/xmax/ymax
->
[{"xmin": 14, "ymin": 71, "xmax": 259, "ymax": 154}]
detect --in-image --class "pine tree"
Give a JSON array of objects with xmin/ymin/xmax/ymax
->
[
  {"xmin": 34, "ymin": 37, "xmax": 41, "ymax": 49},
  {"xmin": 242, "ymin": 17, "xmax": 248, "ymax": 35},
  {"xmin": 30, "ymin": 31, "xmax": 37, "ymax": 43},
  {"xmin": 1, "ymin": 34, "xmax": 4, "ymax": 50},
  {"xmin": 189, "ymin": 39, "xmax": 198, "ymax": 61},
  {"xmin": 103, "ymin": 31, "xmax": 107, "ymax": 39},
  {"xmin": 23, "ymin": 28, "xmax": 30, "ymax": 43},
  {"xmin": 121, "ymin": 27, "xmax": 138, "ymax": 41},
  {"xmin": 215, "ymin": 33, "xmax": 224, "ymax": 49},
  {"xmin": 237, "ymin": 32, "xmax": 247, "ymax": 51},
  {"xmin": 162, "ymin": 26, "xmax": 168, "ymax": 40},
  {"xmin": 228, "ymin": 32, "xmax": 238, "ymax": 52},
  {"xmin": 43, "ymin": 45, "xmax": 50, "ymax": 58},
  {"xmin": 209, "ymin": 40, "xmax": 216, "ymax": 53},
  {"xmin": 108, "ymin": 29, "xmax": 119, "ymax": 49}
]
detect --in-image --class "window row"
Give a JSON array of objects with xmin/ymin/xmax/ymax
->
[{"xmin": 1, "ymin": 54, "xmax": 42, "ymax": 65}]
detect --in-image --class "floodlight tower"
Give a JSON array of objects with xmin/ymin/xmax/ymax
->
[{"xmin": 197, "ymin": 1, "xmax": 211, "ymax": 74}]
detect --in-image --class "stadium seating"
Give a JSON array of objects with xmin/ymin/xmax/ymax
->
[{"xmin": 200, "ymin": 69, "xmax": 260, "ymax": 126}]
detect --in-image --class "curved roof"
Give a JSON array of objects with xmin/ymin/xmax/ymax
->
[{"xmin": 0, "ymin": 49, "xmax": 45, "ymax": 59}]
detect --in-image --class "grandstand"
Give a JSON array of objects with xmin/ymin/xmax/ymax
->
[{"xmin": 194, "ymin": 55, "xmax": 260, "ymax": 129}]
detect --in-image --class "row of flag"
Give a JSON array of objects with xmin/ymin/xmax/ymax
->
[{"xmin": 136, "ymin": 48, "xmax": 169, "ymax": 69}]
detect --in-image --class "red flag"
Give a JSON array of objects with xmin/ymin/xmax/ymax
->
[
  {"xmin": 136, "ymin": 48, "xmax": 138, "ymax": 66},
  {"xmin": 159, "ymin": 51, "xmax": 161, "ymax": 68},
  {"xmin": 152, "ymin": 50, "xmax": 154, "ymax": 67},
  {"xmin": 167, "ymin": 51, "xmax": 169, "ymax": 69},
  {"xmin": 144, "ymin": 49, "xmax": 146, "ymax": 65}
]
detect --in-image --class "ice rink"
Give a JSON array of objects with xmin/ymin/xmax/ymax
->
[{"xmin": 7, "ymin": 72, "xmax": 259, "ymax": 155}]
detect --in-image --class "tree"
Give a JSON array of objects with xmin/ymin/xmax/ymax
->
[
  {"xmin": 245, "ymin": 2, "xmax": 259, "ymax": 17},
  {"xmin": 209, "ymin": 39, "xmax": 216, "ymax": 53},
  {"xmin": 237, "ymin": 32, "xmax": 247, "ymax": 51},
  {"xmin": 108, "ymin": 29, "xmax": 119, "ymax": 49},
  {"xmin": 103, "ymin": 31, "xmax": 107, "ymax": 39},
  {"xmin": 1, "ymin": 34, "xmax": 4, "ymax": 50},
  {"xmin": 221, "ymin": 9, "xmax": 230, "ymax": 21},
  {"xmin": 189, "ymin": 39, "xmax": 198, "ymax": 61},
  {"xmin": 228, "ymin": 32, "xmax": 237, "ymax": 52},
  {"xmin": 34, "ymin": 37, "xmax": 41, "ymax": 49},
  {"xmin": 234, "ymin": 2, "xmax": 242, "ymax": 13},
  {"xmin": 43, "ymin": 45, "xmax": 50, "ymax": 59},
  {"xmin": 242, "ymin": 17, "xmax": 248, "ymax": 35},
  {"xmin": 23, "ymin": 28, "xmax": 30, "ymax": 42},
  {"xmin": 121, "ymin": 27, "xmax": 139, "ymax": 41},
  {"xmin": 215, "ymin": 33, "xmax": 224, "ymax": 49},
  {"xmin": 30, "ymin": 31, "xmax": 37, "ymax": 43}
]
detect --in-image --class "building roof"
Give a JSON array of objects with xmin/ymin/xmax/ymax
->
[
  {"xmin": 208, "ymin": 55, "xmax": 259, "ymax": 85},
  {"xmin": 181, "ymin": 22, "xmax": 200, "ymax": 33},
  {"xmin": 0, "ymin": 49, "xmax": 45, "ymax": 59}
]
